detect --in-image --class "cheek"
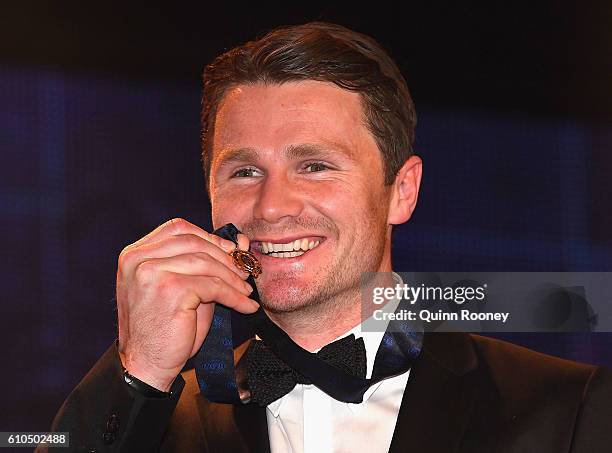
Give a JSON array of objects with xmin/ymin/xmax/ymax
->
[
  {"xmin": 211, "ymin": 188, "xmax": 254, "ymax": 227},
  {"xmin": 334, "ymin": 183, "xmax": 390, "ymax": 236},
  {"xmin": 309, "ymin": 180, "xmax": 374, "ymax": 226},
  {"xmin": 304, "ymin": 180, "xmax": 351, "ymax": 214}
]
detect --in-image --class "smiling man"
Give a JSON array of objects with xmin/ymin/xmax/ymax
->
[
  {"xmin": 42, "ymin": 22, "xmax": 611, "ymax": 453},
  {"xmin": 209, "ymin": 80, "xmax": 415, "ymax": 349}
]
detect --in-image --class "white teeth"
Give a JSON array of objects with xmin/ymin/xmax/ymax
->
[
  {"xmin": 262, "ymin": 238, "xmax": 322, "ymax": 256},
  {"xmin": 269, "ymin": 251, "xmax": 305, "ymax": 258}
]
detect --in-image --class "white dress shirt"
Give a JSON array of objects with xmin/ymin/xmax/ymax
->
[{"xmin": 266, "ymin": 275, "xmax": 409, "ymax": 453}]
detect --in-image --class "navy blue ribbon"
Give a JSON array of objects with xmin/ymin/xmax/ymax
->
[{"xmin": 195, "ymin": 223, "xmax": 423, "ymax": 404}]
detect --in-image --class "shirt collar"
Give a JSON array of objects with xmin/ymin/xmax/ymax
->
[{"xmin": 267, "ymin": 272, "xmax": 403, "ymax": 417}]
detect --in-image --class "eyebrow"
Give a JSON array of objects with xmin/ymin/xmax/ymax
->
[
  {"xmin": 286, "ymin": 143, "xmax": 352, "ymax": 160},
  {"xmin": 215, "ymin": 142, "xmax": 354, "ymax": 169},
  {"xmin": 215, "ymin": 147, "xmax": 260, "ymax": 168}
]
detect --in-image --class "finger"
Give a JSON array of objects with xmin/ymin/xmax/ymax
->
[
  {"xmin": 175, "ymin": 273, "xmax": 259, "ymax": 313},
  {"xmin": 128, "ymin": 218, "xmax": 236, "ymax": 253},
  {"xmin": 137, "ymin": 252, "xmax": 253, "ymax": 295},
  {"xmin": 191, "ymin": 302, "xmax": 215, "ymax": 358},
  {"xmin": 122, "ymin": 234, "xmax": 244, "ymax": 278},
  {"xmin": 236, "ymin": 233, "xmax": 250, "ymax": 252},
  {"xmin": 227, "ymin": 234, "xmax": 254, "ymax": 280}
]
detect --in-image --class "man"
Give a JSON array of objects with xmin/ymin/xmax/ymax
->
[{"xmin": 42, "ymin": 22, "xmax": 612, "ymax": 452}]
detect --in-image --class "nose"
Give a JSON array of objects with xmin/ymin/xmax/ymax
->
[{"xmin": 252, "ymin": 171, "xmax": 304, "ymax": 223}]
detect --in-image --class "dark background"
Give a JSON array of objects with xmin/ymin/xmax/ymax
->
[{"xmin": 2, "ymin": 2, "xmax": 611, "ymax": 432}]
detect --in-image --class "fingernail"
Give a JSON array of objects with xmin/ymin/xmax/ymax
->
[{"xmin": 243, "ymin": 282, "xmax": 253, "ymax": 294}]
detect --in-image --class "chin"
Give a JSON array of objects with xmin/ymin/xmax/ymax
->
[{"xmin": 258, "ymin": 280, "xmax": 321, "ymax": 314}]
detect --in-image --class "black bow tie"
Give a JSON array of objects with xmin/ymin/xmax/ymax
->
[{"xmin": 244, "ymin": 334, "xmax": 367, "ymax": 406}]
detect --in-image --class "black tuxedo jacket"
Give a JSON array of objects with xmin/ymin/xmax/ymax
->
[{"xmin": 39, "ymin": 333, "xmax": 612, "ymax": 452}]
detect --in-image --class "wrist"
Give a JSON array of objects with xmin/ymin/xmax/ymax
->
[
  {"xmin": 123, "ymin": 368, "xmax": 175, "ymax": 398},
  {"xmin": 119, "ymin": 353, "xmax": 178, "ymax": 393},
  {"xmin": 123, "ymin": 363, "xmax": 177, "ymax": 393}
]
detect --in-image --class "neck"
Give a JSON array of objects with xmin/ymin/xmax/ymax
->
[
  {"xmin": 265, "ymin": 257, "xmax": 396, "ymax": 352},
  {"xmin": 266, "ymin": 286, "xmax": 363, "ymax": 351}
]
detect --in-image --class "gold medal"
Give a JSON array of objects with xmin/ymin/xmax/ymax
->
[{"xmin": 229, "ymin": 248, "xmax": 262, "ymax": 278}]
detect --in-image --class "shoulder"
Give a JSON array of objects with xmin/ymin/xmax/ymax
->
[
  {"xmin": 468, "ymin": 334, "xmax": 610, "ymax": 414},
  {"xmin": 466, "ymin": 334, "xmax": 612, "ymax": 450},
  {"xmin": 469, "ymin": 334, "xmax": 597, "ymax": 384}
]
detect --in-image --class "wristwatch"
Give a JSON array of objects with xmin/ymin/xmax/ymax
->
[{"xmin": 123, "ymin": 369, "xmax": 173, "ymax": 398}]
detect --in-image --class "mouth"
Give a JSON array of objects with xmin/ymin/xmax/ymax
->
[{"xmin": 251, "ymin": 236, "xmax": 324, "ymax": 259}]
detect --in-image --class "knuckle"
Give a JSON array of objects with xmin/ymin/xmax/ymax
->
[
  {"xmin": 193, "ymin": 251, "xmax": 212, "ymax": 262},
  {"xmin": 183, "ymin": 234, "xmax": 205, "ymax": 249},
  {"xmin": 168, "ymin": 217, "xmax": 190, "ymax": 234},
  {"xmin": 118, "ymin": 247, "xmax": 137, "ymax": 268},
  {"xmin": 134, "ymin": 261, "xmax": 157, "ymax": 283},
  {"xmin": 208, "ymin": 275, "xmax": 223, "ymax": 289},
  {"xmin": 155, "ymin": 272, "xmax": 181, "ymax": 295},
  {"xmin": 180, "ymin": 252, "xmax": 206, "ymax": 270}
]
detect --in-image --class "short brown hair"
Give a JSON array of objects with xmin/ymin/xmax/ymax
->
[{"xmin": 201, "ymin": 21, "xmax": 416, "ymax": 190}]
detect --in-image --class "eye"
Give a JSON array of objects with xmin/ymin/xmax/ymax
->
[
  {"xmin": 232, "ymin": 167, "xmax": 261, "ymax": 178},
  {"xmin": 304, "ymin": 162, "xmax": 329, "ymax": 172}
]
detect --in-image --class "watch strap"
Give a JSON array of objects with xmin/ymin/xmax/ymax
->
[{"xmin": 123, "ymin": 369, "xmax": 174, "ymax": 398}]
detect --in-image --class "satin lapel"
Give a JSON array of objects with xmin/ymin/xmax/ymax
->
[
  {"xmin": 197, "ymin": 338, "xmax": 271, "ymax": 453},
  {"xmin": 388, "ymin": 332, "xmax": 481, "ymax": 453}
]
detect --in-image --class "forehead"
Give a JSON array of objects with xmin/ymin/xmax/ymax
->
[{"xmin": 211, "ymin": 81, "xmax": 376, "ymax": 161}]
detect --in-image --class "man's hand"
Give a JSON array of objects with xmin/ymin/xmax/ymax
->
[{"xmin": 116, "ymin": 218, "xmax": 258, "ymax": 392}]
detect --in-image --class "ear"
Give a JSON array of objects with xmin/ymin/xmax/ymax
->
[{"xmin": 387, "ymin": 155, "xmax": 423, "ymax": 225}]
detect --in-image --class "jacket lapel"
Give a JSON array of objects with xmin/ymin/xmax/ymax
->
[{"xmin": 388, "ymin": 332, "xmax": 489, "ymax": 453}]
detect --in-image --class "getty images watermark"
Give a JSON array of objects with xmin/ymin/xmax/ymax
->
[
  {"xmin": 370, "ymin": 280, "xmax": 509, "ymax": 323},
  {"xmin": 360, "ymin": 272, "xmax": 612, "ymax": 333}
]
